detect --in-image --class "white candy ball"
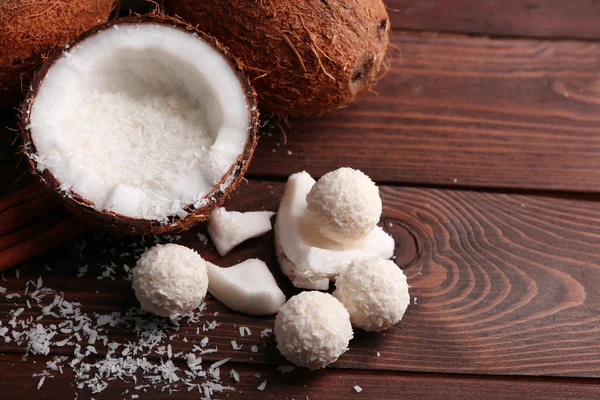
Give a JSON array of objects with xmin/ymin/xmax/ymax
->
[
  {"xmin": 132, "ymin": 244, "xmax": 208, "ymax": 319},
  {"xmin": 274, "ymin": 291, "xmax": 353, "ymax": 370},
  {"xmin": 306, "ymin": 167, "xmax": 382, "ymax": 243},
  {"xmin": 334, "ymin": 258, "xmax": 409, "ymax": 332}
]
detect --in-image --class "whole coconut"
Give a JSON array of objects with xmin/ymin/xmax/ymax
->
[
  {"xmin": 0, "ymin": 0, "xmax": 117, "ymax": 106},
  {"xmin": 168, "ymin": 0, "xmax": 390, "ymax": 116}
]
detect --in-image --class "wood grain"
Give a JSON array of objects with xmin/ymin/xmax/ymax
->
[
  {"xmin": 0, "ymin": 185, "xmax": 60, "ymax": 236},
  {"xmin": 2, "ymin": 354, "xmax": 599, "ymax": 400},
  {"xmin": 0, "ymin": 164, "xmax": 31, "ymax": 196},
  {"xmin": 386, "ymin": 0, "xmax": 600, "ymax": 40},
  {"xmin": 5, "ymin": 33, "xmax": 600, "ymax": 192},
  {"xmin": 249, "ymin": 31, "xmax": 600, "ymax": 191},
  {"xmin": 2, "ymin": 180, "xmax": 600, "ymax": 377}
]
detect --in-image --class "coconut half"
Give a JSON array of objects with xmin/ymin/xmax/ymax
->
[{"xmin": 20, "ymin": 16, "xmax": 259, "ymax": 234}]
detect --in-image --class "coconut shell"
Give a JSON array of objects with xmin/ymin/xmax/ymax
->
[
  {"xmin": 167, "ymin": 0, "xmax": 390, "ymax": 116},
  {"xmin": 0, "ymin": 0, "xmax": 117, "ymax": 107},
  {"xmin": 20, "ymin": 15, "xmax": 260, "ymax": 236}
]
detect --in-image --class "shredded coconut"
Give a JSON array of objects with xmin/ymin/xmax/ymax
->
[
  {"xmin": 260, "ymin": 329, "xmax": 272, "ymax": 338},
  {"xmin": 230, "ymin": 369, "xmax": 240, "ymax": 382},
  {"xmin": 34, "ymin": 89, "xmax": 214, "ymax": 221},
  {"xmin": 257, "ymin": 380, "xmax": 267, "ymax": 391}
]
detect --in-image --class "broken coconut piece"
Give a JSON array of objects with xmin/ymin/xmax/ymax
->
[
  {"xmin": 275, "ymin": 171, "xmax": 394, "ymax": 290},
  {"xmin": 132, "ymin": 244, "xmax": 208, "ymax": 319},
  {"xmin": 207, "ymin": 208, "xmax": 275, "ymax": 256},
  {"xmin": 20, "ymin": 16, "xmax": 259, "ymax": 234},
  {"xmin": 274, "ymin": 291, "xmax": 353, "ymax": 370},
  {"xmin": 207, "ymin": 259, "xmax": 285, "ymax": 316}
]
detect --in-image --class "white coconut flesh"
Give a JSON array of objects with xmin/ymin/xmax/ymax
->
[
  {"xmin": 208, "ymin": 208, "xmax": 275, "ymax": 256},
  {"xmin": 27, "ymin": 23, "xmax": 252, "ymax": 222},
  {"xmin": 275, "ymin": 171, "xmax": 395, "ymax": 290},
  {"xmin": 207, "ymin": 259, "xmax": 286, "ymax": 316}
]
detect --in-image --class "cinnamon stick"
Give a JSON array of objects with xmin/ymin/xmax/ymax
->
[
  {"xmin": 0, "ymin": 184, "xmax": 88, "ymax": 272},
  {"xmin": 0, "ymin": 185, "xmax": 62, "ymax": 237}
]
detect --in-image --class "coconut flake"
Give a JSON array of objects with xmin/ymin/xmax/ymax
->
[
  {"xmin": 260, "ymin": 329, "xmax": 272, "ymax": 338},
  {"xmin": 230, "ymin": 369, "xmax": 240, "ymax": 382},
  {"xmin": 257, "ymin": 380, "xmax": 267, "ymax": 391}
]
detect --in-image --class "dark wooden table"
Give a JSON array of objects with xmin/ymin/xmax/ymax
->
[{"xmin": 2, "ymin": 1, "xmax": 600, "ymax": 398}]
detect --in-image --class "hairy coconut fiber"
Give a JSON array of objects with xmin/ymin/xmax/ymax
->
[
  {"xmin": 0, "ymin": 0, "xmax": 117, "ymax": 106},
  {"xmin": 168, "ymin": 0, "xmax": 390, "ymax": 116}
]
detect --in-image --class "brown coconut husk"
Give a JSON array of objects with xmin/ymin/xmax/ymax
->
[
  {"xmin": 168, "ymin": 0, "xmax": 390, "ymax": 116},
  {"xmin": 20, "ymin": 15, "xmax": 260, "ymax": 235},
  {"xmin": 0, "ymin": 0, "xmax": 117, "ymax": 107}
]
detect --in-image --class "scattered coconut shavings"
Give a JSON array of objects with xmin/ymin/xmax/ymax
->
[
  {"xmin": 354, "ymin": 385, "xmax": 363, "ymax": 393},
  {"xmin": 37, "ymin": 376, "xmax": 46, "ymax": 390},
  {"xmin": 260, "ymin": 328, "xmax": 272, "ymax": 338},
  {"xmin": 199, "ymin": 347, "xmax": 218, "ymax": 356},
  {"xmin": 0, "ymin": 263, "xmax": 279, "ymax": 398},
  {"xmin": 210, "ymin": 358, "xmax": 231, "ymax": 371},
  {"xmin": 0, "ymin": 229, "xmax": 286, "ymax": 398},
  {"xmin": 257, "ymin": 380, "xmax": 267, "ymax": 391}
]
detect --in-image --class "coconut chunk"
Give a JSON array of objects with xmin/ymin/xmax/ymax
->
[
  {"xmin": 207, "ymin": 208, "xmax": 275, "ymax": 256},
  {"xmin": 207, "ymin": 259, "xmax": 286, "ymax": 316},
  {"xmin": 275, "ymin": 171, "xmax": 394, "ymax": 290}
]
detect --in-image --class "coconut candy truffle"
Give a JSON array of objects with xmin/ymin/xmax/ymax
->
[
  {"xmin": 132, "ymin": 244, "xmax": 208, "ymax": 319},
  {"xmin": 306, "ymin": 167, "xmax": 382, "ymax": 244},
  {"xmin": 334, "ymin": 258, "xmax": 410, "ymax": 332},
  {"xmin": 274, "ymin": 291, "xmax": 353, "ymax": 369}
]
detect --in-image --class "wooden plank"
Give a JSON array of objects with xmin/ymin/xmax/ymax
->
[
  {"xmin": 249, "ymin": 31, "xmax": 600, "ymax": 192},
  {"xmin": 0, "ymin": 107, "xmax": 20, "ymax": 162},
  {"xmin": 386, "ymin": 0, "xmax": 600, "ymax": 40},
  {"xmin": 2, "ymin": 181, "xmax": 600, "ymax": 377},
  {"xmin": 0, "ymin": 164, "xmax": 32, "ymax": 196},
  {"xmin": 6, "ymin": 33, "xmax": 600, "ymax": 193},
  {"xmin": 1, "ymin": 354, "xmax": 599, "ymax": 400}
]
